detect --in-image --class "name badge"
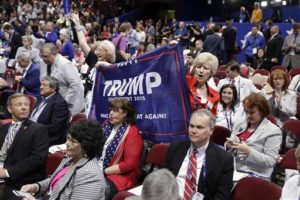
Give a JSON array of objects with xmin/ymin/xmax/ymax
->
[{"xmin": 191, "ymin": 192, "xmax": 204, "ymax": 200}]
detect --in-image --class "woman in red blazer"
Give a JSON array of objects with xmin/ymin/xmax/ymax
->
[
  {"xmin": 186, "ymin": 52, "xmax": 220, "ymax": 115},
  {"xmin": 100, "ymin": 98, "xmax": 143, "ymax": 200}
]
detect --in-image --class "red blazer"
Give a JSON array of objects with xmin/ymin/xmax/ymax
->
[
  {"xmin": 186, "ymin": 75, "xmax": 220, "ymax": 115},
  {"xmin": 107, "ymin": 124, "xmax": 143, "ymax": 191}
]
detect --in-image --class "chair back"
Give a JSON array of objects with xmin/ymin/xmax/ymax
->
[
  {"xmin": 231, "ymin": 177, "xmax": 282, "ymax": 200},
  {"xmin": 289, "ymin": 68, "xmax": 300, "ymax": 79},
  {"xmin": 145, "ymin": 143, "xmax": 169, "ymax": 167},
  {"xmin": 266, "ymin": 114, "xmax": 277, "ymax": 125},
  {"xmin": 278, "ymin": 148, "xmax": 297, "ymax": 170},
  {"xmin": 69, "ymin": 113, "xmax": 86, "ymax": 126},
  {"xmin": 253, "ymin": 69, "xmax": 270, "ymax": 76},
  {"xmin": 45, "ymin": 151, "xmax": 65, "ymax": 176},
  {"xmin": 27, "ymin": 95, "xmax": 37, "ymax": 112},
  {"xmin": 282, "ymin": 119, "xmax": 300, "ymax": 138},
  {"xmin": 210, "ymin": 125, "xmax": 231, "ymax": 146},
  {"xmin": 271, "ymin": 65, "xmax": 287, "ymax": 72}
]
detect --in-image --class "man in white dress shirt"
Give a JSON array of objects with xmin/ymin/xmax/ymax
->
[
  {"xmin": 217, "ymin": 61, "xmax": 260, "ymax": 102},
  {"xmin": 166, "ymin": 109, "xmax": 233, "ymax": 200}
]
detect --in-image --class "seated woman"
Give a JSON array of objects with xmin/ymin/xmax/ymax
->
[
  {"xmin": 99, "ymin": 98, "xmax": 144, "ymax": 200},
  {"xmin": 186, "ymin": 52, "xmax": 220, "ymax": 115},
  {"xmin": 21, "ymin": 120, "xmax": 106, "ymax": 200},
  {"xmin": 263, "ymin": 69, "xmax": 297, "ymax": 127},
  {"xmin": 251, "ymin": 48, "xmax": 269, "ymax": 70},
  {"xmin": 226, "ymin": 93, "xmax": 282, "ymax": 180},
  {"xmin": 216, "ymin": 84, "xmax": 245, "ymax": 131}
]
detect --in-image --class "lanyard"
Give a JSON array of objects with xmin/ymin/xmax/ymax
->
[
  {"xmin": 224, "ymin": 110, "xmax": 233, "ymax": 131},
  {"xmin": 201, "ymin": 158, "xmax": 207, "ymax": 191},
  {"xmin": 31, "ymin": 98, "xmax": 49, "ymax": 117}
]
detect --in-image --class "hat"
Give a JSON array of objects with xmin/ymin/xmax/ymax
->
[{"xmin": 56, "ymin": 19, "xmax": 64, "ymax": 24}]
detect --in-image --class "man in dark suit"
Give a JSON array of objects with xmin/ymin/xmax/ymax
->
[
  {"xmin": 265, "ymin": 25, "xmax": 283, "ymax": 70},
  {"xmin": 30, "ymin": 76, "xmax": 69, "ymax": 146},
  {"xmin": 166, "ymin": 109, "xmax": 233, "ymax": 200},
  {"xmin": 203, "ymin": 24, "xmax": 225, "ymax": 64},
  {"xmin": 222, "ymin": 20, "xmax": 237, "ymax": 64},
  {"xmin": 0, "ymin": 93, "xmax": 48, "ymax": 199},
  {"xmin": 2, "ymin": 22, "xmax": 22, "ymax": 59},
  {"xmin": 15, "ymin": 52, "xmax": 40, "ymax": 98}
]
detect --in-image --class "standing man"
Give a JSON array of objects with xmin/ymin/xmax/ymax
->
[
  {"xmin": 30, "ymin": 76, "xmax": 69, "ymax": 146},
  {"xmin": 40, "ymin": 43, "xmax": 84, "ymax": 116},
  {"xmin": 0, "ymin": 93, "xmax": 48, "ymax": 199},
  {"xmin": 222, "ymin": 20, "xmax": 237, "ymax": 64},
  {"xmin": 203, "ymin": 24, "xmax": 225, "ymax": 64},
  {"xmin": 2, "ymin": 22, "xmax": 23, "ymax": 59},
  {"xmin": 166, "ymin": 109, "xmax": 233, "ymax": 200},
  {"xmin": 282, "ymin": 23, "xmax": 300, "ymax": 70},
  {"xmin": 217, "ymin": 61, "xmax": 259, "ymax": 102},
  {"xmin": 15, "ymin": 52, "xmax": 40, "ymax": 98},
  {"xmin": 244, "ymin": 25, "xmax": 265, "ymax": 64},
  {"xmin": 265, "ymin": 25, "xmax": 283, "ymax": 70}
]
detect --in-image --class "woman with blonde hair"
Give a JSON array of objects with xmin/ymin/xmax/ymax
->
[{"xmin": 186, "ymin": 52, "xmax": 220, "ymax": 115}]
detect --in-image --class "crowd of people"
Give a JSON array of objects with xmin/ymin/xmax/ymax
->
[{"xmin": 0, "ymin": 0, "xmax": 299, "ymax": 200}]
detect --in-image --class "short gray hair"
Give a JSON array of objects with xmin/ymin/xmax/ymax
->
[
  {"xmin": 193, "ymin": 52, "xmax": 218, "ymax": 76},
  {"xmin": 96, "ymin": 40, "xmax": 116, "ymax": 63},
  {"xmin": 41, "ymin": 43, "xmax": 58, "ymax": 55},
  {"xmin": 42, "ymin": 76, "xmax": 60, "ymax": 91},
  {"xmin": 142, "ymin": 169, "xmax": 179, "ymax": 200},
  {"xmin": 191, "ymin": 109, "xmax": 216, "ymax": 129},
  {"xmin": 17, "ymin": 52, "xmax": 32, "ymax": 63}
]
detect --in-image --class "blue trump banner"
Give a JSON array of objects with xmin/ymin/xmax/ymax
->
[
  {"xmin": 63, "ymin": 0, "xmax": 71, "ymax": 15},
  {"xmin": 89, "ymin": 44, "xmax": 191, "ymax": 142}
]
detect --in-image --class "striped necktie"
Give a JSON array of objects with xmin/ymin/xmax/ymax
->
[
  {"xmin": 0, "ymin": 123, "xmax": 18, "ymax": 156},
  {"xmin": 184, "ymin": 148, "xmax": 198, "ymax": 200}
]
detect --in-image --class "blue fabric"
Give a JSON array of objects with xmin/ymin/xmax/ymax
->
[
  {"xmin": 102, "ymin": 120, "xmax": 129, "ymax": 168},
  {"xmin": 45, "ymin": 31, "xmax": 58, "ymax": 44},
  {"xmin": 89, "ymin": 44, "xmax": 191, "ymax": 142},
  {"xmin": 244, "ymin": 34, "xmax": 266, "ymax": 57},
  {"xmin": 61, "ymin": 40, "xmax": 74, "ymax": 61}
]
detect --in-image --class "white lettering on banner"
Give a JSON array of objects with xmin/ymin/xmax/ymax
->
[
  {"xmin": 103, "ymin": 72, "xmax": 162, "ymax": 97},
  {"xmin": 144, "ymin": 113, "xmax": 167, "ymax": 119}
]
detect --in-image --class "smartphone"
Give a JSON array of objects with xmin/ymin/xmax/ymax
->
[{"xmin": 13, "ymin": 190, "xmax": 32, "ymax": 198}]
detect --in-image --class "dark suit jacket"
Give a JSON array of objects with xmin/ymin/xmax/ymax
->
[
  {"xmin": 20, "ymin": 63, "xmax": 40, "ymax": 98},
  {"xmin": 9, "ymin": 31, "xmax": 22, "ymax": 59},
  {"xmin": 166, "ymin": 140, "xmax": 233, "ymax": 200},
  {"xmin": 203, "ymin": 34, "xmax": 225, "ymax": 62},
  {"xmin": 34, "ymin": 92, "xmax": 69, "ymax": 145},
  {"xmin": 265, "ymin": 34, "xmax": 284, "ymax": 69},
  {"xmin": 222, "ymin": 26, "xmax": 237, "ymax": 52},
  {"xmin": 0, "ymin": 120, "xmax": 49, "ymax": 190}
]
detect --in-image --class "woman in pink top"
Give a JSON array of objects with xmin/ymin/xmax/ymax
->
[{"xmin": 21, "ymin": 120, "xmax": 107, "ymax": 200}]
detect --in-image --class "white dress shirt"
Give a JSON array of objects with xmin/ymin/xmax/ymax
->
[{"xmin": 176, "ymin": 142, "xmax": 209, "ymax": 198}]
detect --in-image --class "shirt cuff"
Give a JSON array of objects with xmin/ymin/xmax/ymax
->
[{"xmin": 5, "ymin": 169, "xmax": 9, "ymax": 178}]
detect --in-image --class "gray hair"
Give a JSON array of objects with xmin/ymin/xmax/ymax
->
[
  {"xmin": 17, "ymin": 52, "xmax": 32, "ymax": 63},
  {"xmin": 22, "ymin": 35, "xmax": 33, "ymax": 44},
  {"xmin": 193, "ymin": 52, "xmax": 219, "ymax": 76},
  {"xmin": 96, "ymin": 40, "xmax": 116, "ymax": 63},
  {"xmin": 41, "ymin": 43, "xmax": 58, "ymax": 55},
  {"xmin": 191, "ymin": 109, "xmax": 216, "ymax": 129},
  {"xmin": 41, "ymin": 76, "xmax": 60, "ymax": 91},
  {"xmin": 59, "ymin": 28, "xmax": 70, "ymax": 40},
  {"xmin": 142, "ymin": 169, "xmax": 179, "ymax": 200}
]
